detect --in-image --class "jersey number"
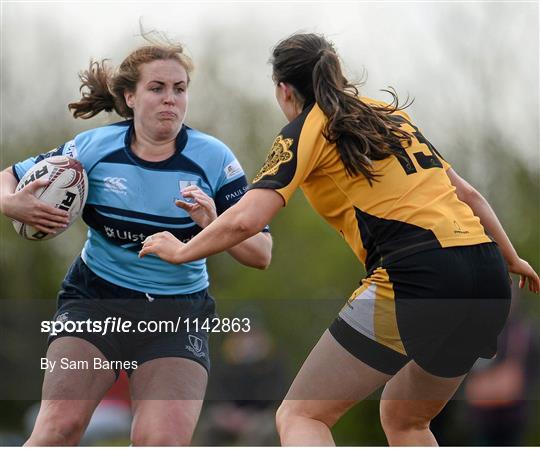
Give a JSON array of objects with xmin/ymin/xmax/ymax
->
[{"xmin": 390, "ymin": 115, "xmax": 443, "ymax": 175}]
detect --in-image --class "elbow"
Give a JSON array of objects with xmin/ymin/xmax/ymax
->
[
  {"xmin": 255, "ymin": 250, "xmax": 272, "ymax": 270},
  {"xmin": 231, "ymin": 211, "xmax": 272, "ymax": 269},
  {"xmin": 456, "ymin": 184, "xmax": 483, "ymax": 207},
  {"xmin": 240, "ymin": 252, "xmax": 271, "ymax": 270},
  {"xmin": 246, "ymin": 233, "xmax": 273, "ymax": 270},
  {"xmin": 245, "ymin": 236, "xmax": 273, "ymax": 271},
  {"xmin": 465, "ymin": 189, "xmax": 484, "ymax": 208},
  {"xmin": 251, "ymin": 255, "xmax": 271, "ymax": 271}
]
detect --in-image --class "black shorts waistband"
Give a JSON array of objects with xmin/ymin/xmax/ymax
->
[
  {"xmin": 63, "ymin": 256, "xmax": 210, "ymax": 301},
  {"xmin": 366, "ymin": 241, "xmax": 501, "ymax": 277}
]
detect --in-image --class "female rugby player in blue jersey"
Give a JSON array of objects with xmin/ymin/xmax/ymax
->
[
  {"xmin": 0, "ymin": 41, "xmax": 272, "ymax": 445},
  {"xmin": 140, "ymin": 33, "xmax": 540, "ymax": 446}
]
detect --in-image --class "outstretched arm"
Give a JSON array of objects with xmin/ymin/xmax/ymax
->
[
  {"xmin": 140, "ymin": 188, "xmax": 283, "ymax": 266},
  {"xmin": 447, "ymin": 168, "xmax": 539, "ymax": 293},
  {"xmin": 174, "ymin": 185, "xmax": 274, "ymax": 269}
]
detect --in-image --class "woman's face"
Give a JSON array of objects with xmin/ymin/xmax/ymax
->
[{"xmin": 124, "ymin": 59, "xmax": 188, "ymax": 140}]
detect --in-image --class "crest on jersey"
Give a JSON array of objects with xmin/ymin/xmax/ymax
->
[
  {"xmin": 178, "ymin": 180, "xmax": 199, "ymax": 191},
  {"xmin": 188, "ymin": 335, "xmax": 203, "ymax": 353},
  {"xmin": 253, "ymin": 135, "xmax": 294, "ymax": 183},
  {"xmin": 224, "ymin": 159, "xmax": 243, "ymax": 179}
]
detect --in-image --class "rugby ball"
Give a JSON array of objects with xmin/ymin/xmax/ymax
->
[{"xmin": 13, "ymin": 156, "xmax": 88, "ymax": 240}]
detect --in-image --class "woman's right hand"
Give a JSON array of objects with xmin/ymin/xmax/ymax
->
[
  {"xmin": 175, "ymin": 185, "xmax": 217, "ymax": 228},
  {"xmin": 2, "ymin": 179, "xmax": 70, "ymax": 234},
  {"xmin": 507, "ymin": 257, "xmax": 540, "ymax": 294}
]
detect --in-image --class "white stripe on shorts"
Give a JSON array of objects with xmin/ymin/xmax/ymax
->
[{"xmin": 338, "ymin": 283, "xmax": 377, "ymax": 340}]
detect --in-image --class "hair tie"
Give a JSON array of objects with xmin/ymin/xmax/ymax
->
[{"xmin": 317, "ymin": 49, "xmax": 327, "ymax": 60}]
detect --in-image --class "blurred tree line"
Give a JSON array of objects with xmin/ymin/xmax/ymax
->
[{"xmin": 1, "ymin": 5, "xmax": 538, "ymax": 445}]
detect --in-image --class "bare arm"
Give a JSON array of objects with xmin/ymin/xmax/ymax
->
[
  {"xmin": 447, "ymin": 168, "xmax": 539, "ymax": 293},
  {"xmin": 225, "ymin": 232, "xmax": 273, "ymax": 270},
  {"xmin": 0, "ymin": 167, "xmax": 19, "ymax": 212},
  {"xmin": 140, "ymin": 189, "xmax": 283, "ymax": 266},
  {"xmin": 0, "ymin": 166, "xmax": 70, "ymax": 233}
]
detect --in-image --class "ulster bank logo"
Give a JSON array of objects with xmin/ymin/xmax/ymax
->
[{"xmin": 104, "ymin": 177, "xmax": 128, "ymax": 195}]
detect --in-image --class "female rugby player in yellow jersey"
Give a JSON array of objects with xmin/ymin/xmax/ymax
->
[{"xmin": 140, "ymin": 33, "xmax": 540, "ymax": 446}]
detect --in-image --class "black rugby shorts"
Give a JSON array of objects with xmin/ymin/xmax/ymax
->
[
  {"xmin": 330, "ymin": 243, "xmax": 511, "ymax": 378},
  {"xmin": 48, "ymin": 256, "xmax": 215, "ymax": 379}
]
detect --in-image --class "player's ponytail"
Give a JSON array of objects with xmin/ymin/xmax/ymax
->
[
  {"xmin": 272, "ymin": 33, "xmax": 412, "ymax": 184},
  {"xmin": 68, "ymin": 60, "xmax": 124, "ymax": 119}
]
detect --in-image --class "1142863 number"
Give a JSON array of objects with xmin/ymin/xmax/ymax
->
[{"xmin": 183, "ymin": 317, "xmax": 251, "ymax": 333}]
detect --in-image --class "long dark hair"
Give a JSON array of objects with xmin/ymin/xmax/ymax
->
[{"xmin": 271, "ymin": 33, "xmax": 412, "ymax": 183}]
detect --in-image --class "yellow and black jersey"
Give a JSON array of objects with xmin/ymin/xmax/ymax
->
[{"xmin": 250, "ymin": 98, "xmax": 492, "ymax": 272}]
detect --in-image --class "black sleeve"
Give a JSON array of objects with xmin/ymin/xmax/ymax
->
[{"xmin": 215, "ymin": 175, "xmax": 270, "ymax": 233}]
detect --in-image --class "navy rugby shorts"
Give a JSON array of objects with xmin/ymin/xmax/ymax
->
[
  {"xmin": 49, "ymin": 256, "xmax": 215, "ymax": 379},
  {"xmin": 330, "ymin": 242, "xmax": 511, "ymax": 378}
]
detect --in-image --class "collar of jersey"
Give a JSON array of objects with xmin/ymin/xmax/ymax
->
[
  {"xmin": 123, "ymin": 120, "xmax": 189, "ymax": 168},
  {"xmin": 302, "ymin": 101, "xmax": 315, "ymax": 112}
]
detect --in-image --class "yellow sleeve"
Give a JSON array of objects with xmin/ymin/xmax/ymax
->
[{"xmin": 250, "ymin": 104, "xmax": 325, "ymax": 205}]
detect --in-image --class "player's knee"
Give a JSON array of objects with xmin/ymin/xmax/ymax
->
[
  {"xmin": 131, "ymin": 427, "xmax": 192, "ymax": 446},
  {"xmin": 133, "ymin": 434, "xmax": 191, "ymax": 446},
  {"xmin": 379, "ymin": 400, "xmax": 430, "ymax": 435},
  {"xmin": 275, "ymin": 402, "xmax": 290, "ymax": 435},
  {"xmin": 134, "ymin": 433, "xmax": 191, "ymax": 446},
  {"xmin": 276, "ymin": 400, "xmax": 337, "ymax": 435},
  {"xmin": 30, "ymin": 412, "xmax": 87, "ymax": 446}
]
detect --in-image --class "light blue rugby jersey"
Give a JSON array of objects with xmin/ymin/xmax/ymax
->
[{"xmin": 13, "ymin": 120, "xmax": 262, "ymax": 295}]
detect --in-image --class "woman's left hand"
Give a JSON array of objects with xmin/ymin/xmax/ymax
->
[
  {"xmin": 139, "ymin": 231, "xmax": 185, "ymax": 264},
  {"xmin": 176, "ymin": 185, "xmax": 217, "ymax": 228},
  {"xmin": 508, "ymin": 257, "xmax": 540, "ymax": 293}
]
